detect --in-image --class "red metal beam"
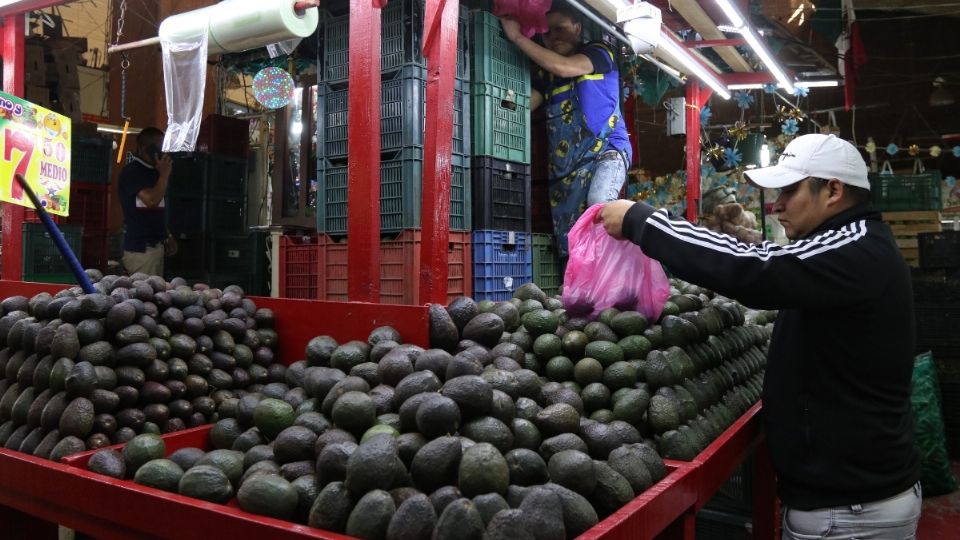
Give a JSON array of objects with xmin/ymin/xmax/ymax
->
[
  {"xmin": 2, "ymin": 15, "xmax": 26, "ymax": 281},
  {"xmin": 685, "ymin": 83, "xmax": 712, "ymax": 223},
  {"xmin": 686, "ymin": 38, "xmax": 746, "ymax": 49},
  {"xmin": 721, "ymin": 72, "xmax": 779, "ymax": 86},
  {"xmin": 418, "ymin": 0, "xmax": 458, "ymax": 305},
  {"xmin": 0, "ymin": 0, "xmax": 65, "ymax": 18},
  {"xmin": 347, "ymin": 0, "xmax": 382, "ymax": 302}
]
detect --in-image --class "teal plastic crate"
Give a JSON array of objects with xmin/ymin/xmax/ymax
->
[
  {"xmin": 470, "ymin": 10, "xmax": 531, "ymax": 96},
  {"xmin": 318, "ymin": 148, "xmax": 471, "ymax": 234},
  {"xmin": 322, "ymin": 0, "xmax": 469, "ymax": 83},
  {"xmin": 870, "ymin": 172, "xmax": 942, "ymax": 212},
  {"xmin": 472, "ymin": 82, "xmax": 531, "ymax": 163},
  {"xmin": 22, "ymin": 223, "xmax": 83, "ymax": 277},
  {"xmin": 71, "ymin": 137, "xmax": 113, "ymax": 184},
  {"xmin": 532, "ymin": 233, "xmax": 561, "ymax": 296},
  {"xmin": 322, "ymin": 67, "xmax": 469, "ymax": 159}
]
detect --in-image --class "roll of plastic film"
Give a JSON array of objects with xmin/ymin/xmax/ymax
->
[{"xmin": 158, "ymin": 0, "xmax": 319, "ymax": 55}]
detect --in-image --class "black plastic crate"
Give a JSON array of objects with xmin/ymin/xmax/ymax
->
[
  {"xmin": 915, "ymin": 302, "xmax": 960, "ymax": 359},
  {"xmin": 208, "ymin": 232, "xmax": 269, "ymax": 277},
  {"xmin": 167, "ymin": 154, "xmax": 210, "ymax": 198},
  {"xmin": 321, "ymin": 66, "xmax": 469, "ymax": 159},
  {"xmin": 164, "ymin": 233, "xmax": 207, "ymax": 281},
  {"xmin": 941, "ymin": 381, "xmax": 960, "ymax": 459},
  {"xmin": 201, "ymin": 272, "xmax": 268, "ymax": 297},
  {"xmin": 321, "ymin": 0, "xmax": 469, "ymax": 83},
  {"xmin": 471, "ymin": 156, "xmax": 531, "ymax": 232},
  {"xmin": 22, "ymin": 223, "xmax": 83, "ymax": 277},
  {"xmin": 919, "ymin": 231, "xmax": 960, "ymax": 269},
  {"xmin": 207, "ymin": 155, "xmax": 248, "ymax": 199},
  {"xmin": 208, "ymin": 196, "xmax": 246, "ymax": 236},
  {"xmin": 165, "ymin": 194, "xmax": 206, "ymax": 235},
  {"xmin": 869, "ymin": 172, "xmax": 942, "ymax": 212}
]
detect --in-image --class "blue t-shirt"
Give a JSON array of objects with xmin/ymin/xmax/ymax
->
[
  {"xmin": 119, "ymin": 157, "xmax": 166, "ymax": 251},
  {"xmin": 532, "ymin": 41, "xmax": 632, "ymax": 160}
]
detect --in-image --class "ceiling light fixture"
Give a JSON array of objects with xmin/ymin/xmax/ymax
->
[
  {"xmin": 727, "ymin": 80, "xmax": 839, "ymax": 90},
  {"xmin": 715, "ymin": 0, "xmax": 794, "ymax": 93}
]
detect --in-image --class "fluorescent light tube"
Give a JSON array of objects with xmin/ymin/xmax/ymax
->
[
  {"xmin": 715, "ymin": 0, "xmax": 745, "ymax": 27},
  {"xmin": 715, "ymin": 0, "xmax": 794, "ymax": 93},
  {"xmin": 727, "ymin": 80, "xmax": 839, "ymax": 90},
  {"xmin": 658, "ymin": 31, "xmax": 731, "ymax": 99}
]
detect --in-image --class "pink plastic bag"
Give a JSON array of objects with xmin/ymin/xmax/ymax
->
[
  {"xmin": 562, "ymin": 205, "xmax": 671, "ymax": 321},
  {"xmin": 493, "ymin": 0, "xmax": 550, "ymax": 38}
]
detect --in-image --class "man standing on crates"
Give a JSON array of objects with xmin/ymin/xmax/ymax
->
[
  {"xmin": 500, "ymin": 3, "xmax": 631, "ymax": 265},
  {"xmin": 598, "ymin": 134, "xmax": 922, "ymax": 539},
  {"xmin": 119, "ymin": 127, "xmax": 177, "ymax": 277}
]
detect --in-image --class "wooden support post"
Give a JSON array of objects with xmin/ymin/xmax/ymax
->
[
  {"xmin": 347, "ymin": 0, "xmax": 382, "ymax": 302},
  {"xmin": 418, "ymin": 0, "xmax": 459, "ymax": 305}
]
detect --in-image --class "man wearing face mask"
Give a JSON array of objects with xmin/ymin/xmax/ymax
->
[
  {"xmin": 500, "ymin": 3, "xmax": 631, "ymax": 265},
  {"xmin": 118, "ymin": 127, "xmax": 176, "ymax": 276}
]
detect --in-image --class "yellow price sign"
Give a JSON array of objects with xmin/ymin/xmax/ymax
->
[{"xmin": 0, "ymin": 91, "xmax": 72, "ymax": 216}]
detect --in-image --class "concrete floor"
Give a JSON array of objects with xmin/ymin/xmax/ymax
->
[{"xmin": 917, "ymin": 462, "xmax": 960, "ymax": 539}]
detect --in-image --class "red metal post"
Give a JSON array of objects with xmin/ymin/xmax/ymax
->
[
  {"xmin": 752, "ymin": 439, "xmax": 781, "ymax": 539},
  {"xmin": 684, "ymin": 83, "xmax": 699, "ymax": 223},
  {"xmin": 418, "ymin": 0, "xmax": 458, "ymax": 305},
  {"xmin": 347, "ymin": 0, "xmax": 382, "ymax": 302},
  {"xmin": 2, "ymin": 14, "xmax": 26, "ymax": 281}
]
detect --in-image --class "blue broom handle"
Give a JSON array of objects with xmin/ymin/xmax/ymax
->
[{"xmin": 14, "ymin": 174, "xmax": 95, "ymax": 294}]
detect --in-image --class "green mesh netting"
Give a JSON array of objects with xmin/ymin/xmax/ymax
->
[{"xmin": 912, "ymin": 351, "xmax": 959, "ymax": 496}]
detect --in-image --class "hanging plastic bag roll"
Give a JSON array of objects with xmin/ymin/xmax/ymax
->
[
  {"xmin": 160, "ymin": 22, "xmax": 209, "ymax": 152},
  {"xmin": 158, "ymin": 0, "xmax": 319, "ymax": 56},
  {"xmin": 562, "ymin": 205, "xmax": 671, "ymax": 321}
]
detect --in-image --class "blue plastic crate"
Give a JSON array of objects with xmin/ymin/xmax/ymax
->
[
  {"xmin": 322, "ymin": 67, "xmax": 469, "ymax": 159},
  {"xmin": 472, "ymin": 230, "xmax": 532, "ymax": 301},
  {"xmin": 322, "ymin": 0, "xmax": 469, "ymax": 83}
]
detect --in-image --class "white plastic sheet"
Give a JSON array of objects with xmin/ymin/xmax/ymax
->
[{"xmin": 160, "ymin": 22, "xmax": 209, "ymax": 152}]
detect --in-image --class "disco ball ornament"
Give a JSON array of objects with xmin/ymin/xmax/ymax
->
[{"xmin": 253, "ymin": 67, "xmax": 295, "ymax": 109}]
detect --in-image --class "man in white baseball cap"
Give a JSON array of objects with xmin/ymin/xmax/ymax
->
[
  {"xmin": 596, "ymin": 132, "xmax": 921, "ymax": 539},
  {"xmin": 743, "ymin": 133, "xmax": 872, "ymax": 240}
]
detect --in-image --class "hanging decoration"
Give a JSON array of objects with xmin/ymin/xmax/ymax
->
[
  {"xmin": 727, "ymin": 121, "xmax": 750, "ymax": 142},
  {"xmin": 954, "ymin": 146, "xmax": 960, "ymax": 158},
  {"xmin": 723, "ymin": 147, "xmax": 743, "ymax": 168},
  {"xmin": 776, "ymin": 105, "xmax": 805, "ymax": 122},
  {"xmin": 865, "ymin": 140, "xmax": 877, "ymax": 154},
  {"xmin": 734, "ymin": 91, "xmax": 755, "ymax": 110},
  {"xmin": 781, "ymin": 118, "xmax": 800, "ymax": 136},
  {"xmin": 706, "ymin": 144, "xmax": 725, "ymax": 162},
  {"xmin": 791, "ymin": 85, "xmax": 810, "ymax": 98},
  {"xmin": 252, "ymin": 66, "xmax": 295, "ymax": 109},
  {"xmin": 908, "ymin": 144, "xmax": 921, "ymax": 157},
  {"xmin": 886, "ymin": 143, "xmax": 899, "ymax": 156},
  {"xmin": 763, "ymin": 83, "xmax": 778, "ymax": 94},
  {"xmin": 930, "ymin": 145, "xmax": 942, "ymax": 158},
  {"xmin": 700, "ymin": 106, "xmax": 713, "ymax": 126}
]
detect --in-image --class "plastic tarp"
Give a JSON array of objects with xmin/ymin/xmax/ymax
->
[
  {"xmin": 912, "ymin": 351, "xmax": 959, "ymax": 496},
  {"xmin": 160, "ymin": 21, "xmax": 209, "ymax": 152}
]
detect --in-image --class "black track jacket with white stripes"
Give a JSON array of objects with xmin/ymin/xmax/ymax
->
[{"xmin": 622, "ymin": 201, "xmax": 920, "ymax": 510}]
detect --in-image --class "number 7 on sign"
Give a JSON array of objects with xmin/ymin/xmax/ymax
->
[{"xmin": 3, "ymin": 127, "xmax": 35, "ymax": 201}]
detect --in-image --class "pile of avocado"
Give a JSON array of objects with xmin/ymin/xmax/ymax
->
[
  {"xmin": 0, "ymin": 269, "xmax": 281, "ymax": 461},
  {"xmin": 84, "ymin": 280, "xmax": 771, "ymax": 540}
]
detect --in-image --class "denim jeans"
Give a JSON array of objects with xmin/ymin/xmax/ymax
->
[
  {"xmin": 586, "ymin": 150, "xmax": 627, "ymax": 205},
  {"xmin": 782, "ymin": 482, "xmax": 922, "ymax": 540}
]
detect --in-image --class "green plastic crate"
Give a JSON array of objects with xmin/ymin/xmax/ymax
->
[
  {"xmin": 532, "ymin": 233, "xmax": 561, "ymax": 296},
  {"xmin": 470, "ymin": 10, "xmax": 530, "ymax": 96},
  {"xmin": 318, "ymin": 148, "xmax": 471, "ymax": 234},
  {"xmin": 472, "ymin": 82, "xmax": 531, "ymax": 163},
  {"xmin": 869, "ymin": 172, "xmax": 942, "ymax": 212},
  {"xmin": 208, "ymin": 231, "xmax": 269, "ymax": 278},
  {"xmin": 22, "ymin": 273, "xmax": 76, "ymax": 284},
  {"xmin": 22, "ymin": 223, "xmax": 83, "ymax": 277}
]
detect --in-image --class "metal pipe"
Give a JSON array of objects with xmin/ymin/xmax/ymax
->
[
  {"xmin": 564, "ymin": 0, "xmax": 684, "ymax": 83},
  {"xmin": 107, "ymin": 36, "xmax": 162, "ymax": 55}
]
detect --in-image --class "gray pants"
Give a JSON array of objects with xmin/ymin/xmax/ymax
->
[
  {"xmin": 782, "ymin": 482, "xmax": 922, "ymax": 540},
  {"xmin": 586, "ymin": 150, "xmax": 627, "ymax": 205}
]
